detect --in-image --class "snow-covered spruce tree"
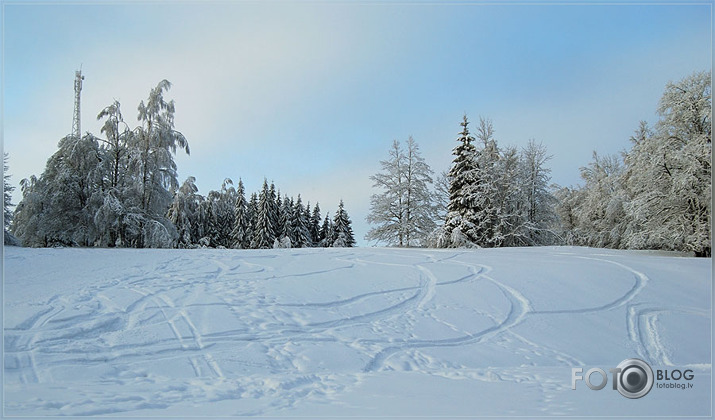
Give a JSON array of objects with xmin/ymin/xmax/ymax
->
[
  {"xmin": 623, "ymin": 71, "xmax": 711, "ymax": 256},
  {"xmin": 305, "ymin": 201, "xmax": 313, "ymax": 245},
  {"xmin": 230, "ymin": 179, "xmax": 252, "ymax": 249},
  {"xmin": 442, "ymin": 115, "xmax": 481, "ymax": 247},
  {"xmin": 167, "ymin": 176, "xmax": 202, "ymax": 248},
  {"xmin": 205, "ymin": 179, "xmax": 236, "ymax": 248},
  {"xmin": 319, "ymin": 212, "xmax": 333, "ymax": 247},
  {"xmin": 276, "ymin": 195, "xmax": 294, "ymax": 248},
  {"xmin": 195, "ymin": 181, "xmax": 223, "ymax": 247},
  {"xmin": 332, "ymin": 199, "xmax": 355, "ymax": 247},
  {"xmin": 4, "ymin": 153, "xmax": 19, "ymax": 245},
  {"xmin": 251, "ymin": 179, "xmax": 276, "ymax": 249},
  {"xmin": 275, "ymin": 192, "xmax": 284, "ymax": 238},
  {"xmin": 247, "ymin": 192, "xmax": 258, "ymax": 246},
  {"xmin": 309, "ymin": 202, "xmax": 321, "ymax": 245},
  {"xmin": 269, "ymin": 182, "xmax": 279, "ymax": 235},
  {"xmin": 366, "ymin": 137, "xmax": 437, "ymax": 247},
  {"xmin": 127, "ymin": 80, "xmax": 189, "ymax": 248},
  {"xmin": 292, "ymin": 195, "xmax": 312, "ymax": 248}
]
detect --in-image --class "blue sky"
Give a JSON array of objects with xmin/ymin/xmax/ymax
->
[{"xmin": 2, "ymin": 1, "xmax": 711, "ymax": 245}]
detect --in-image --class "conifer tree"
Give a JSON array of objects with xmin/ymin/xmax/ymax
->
[
  {"xmin": 269, "ymin": 182, "xmax": 279, "ymax": 232},
  {"xmin": 320, "ymin": 213, "xmax": 333, "ymax": 247},
  {"xmin": 278, "ymin": 194, "xmax": 293, "ymax": 246},
  {"xmin": 292, "ymin": 195, "xmax": 312, "ymax": 247},
  {"xmin": 332, "ymin": 200, "xmax": 355, "ymax": 247},
  {"xmin": 247, "ymin": 192, "xmax": 258, "ymax": 243},
  {"xmin": 251, "ymin": 179, "xmax": 276, "ymax": 249},
  {"xmin": 4, "ymin": 153, "xmax": 18, "ymax": 245},
  {"xmin": 310, "ymin": 202, "xmax": 322, "ymax": 245},
  {"xmin": 443, "ymin": 115, "xmax": 480, "ymax": 247},
  {"xmin": 231, "ymin": 179, "xmax": 251, "ymax": 249}
]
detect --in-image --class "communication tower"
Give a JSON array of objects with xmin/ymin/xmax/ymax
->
[{"xmin": 71, "ymin": 69, "xmax": 84, "ymax": 139}]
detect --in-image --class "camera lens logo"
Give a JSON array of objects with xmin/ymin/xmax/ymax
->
[{"xmin": 615, "ymin": 358, "xmax": 653, "ymax": 399}]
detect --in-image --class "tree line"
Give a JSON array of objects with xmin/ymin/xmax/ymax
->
[
  {"xmin": 3, "ymin": 71, "xmax": 710, "ymax": 255},
  {"xmin": 365, "ymin": 70, "xmax": 710, "ymax": 256},
  {"xmin": 168, "ymin": 176, "xmax": 355, "ymax": 249},
  {"xmin": 6, "ymin": 80, "xmax": 355, "ymax": 249}
]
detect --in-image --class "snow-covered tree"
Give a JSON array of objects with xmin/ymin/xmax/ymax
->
[
  {"xmin": 127, "ymin": 80, "xmax": 189, "ymax": 248},
  {"xmin": 251, "ymin": 179, "xmax": 276, "ymax": 249},
  {"xmin": 201, "ymin": 179, "xmax": 236, "ymax": 248},
  {"xmin": 277, "ymin": 194, "xmax": 294, "ymax": 245},
  {"xmin": 93, "ymin": 100, "xmax": 134, "ymax": 247},
  {"xmin": 433, "ymin": 170, "xmax": 450, "ymax": 223},
  {"xmin": 623, "ymin": 71, "xmax": 711, "ymax": 256},
  {"xmin": 553, "ymin": 185, "xmax": 582, "ymax": 245},
  {"xmin": 366, "ymin": 140, "xmax": 406, "ymax": 245},
  {"xmin": 12, "ymin": 175, "xmax": 42, "ymax": 246},
  {"xmin": 467, "ymin": 117, "xmax": 502, "ymax": 247},
  {"xmin": 275, "ymin": 192, "xmax": 284, "ymax": 237},
  {"xmin": 16, "ymin": 134, "xmax": 105, "ymax": 247},
  {"xmin": 491, "ymin": 145, "xmax": 523, "ymax": 247},
  {"xmin": 4, "ymin": 153, "xmax": 19, "ymax": 245},
  {"xmin": 247, "ymin": 192, "xmax": 258, "ymax": 243},
  {"xmin": 332, "ymin": 200, "xmax": 355, "ymax": 247},
  {"xmin": 366, "ymin": 137, "xmax": 437, "ymax": 247},
  {"xmin": 516, "ymin": 140, "xmax": 558, "ymax": 245},
  {"xmin": 231, "ymin": 179, "xmax": 252, "ymax": 249},
  {"xmin": 97, "ymin": 100, "xmax": 131, "ymax": 190},
  {"xmin": 439, "ymin": 116, "xmax": 558, "ymax": 248},
  {"xmin": 292, "ymin": 195, "xmax": 312, "ymax": 247},
  {"xmin": 309, "ymin": 202, "xmax": 322, "ymax": 245},
  {"xmin": 573, "ymin": 151, "xmax": 627, "ymax": 249},
  {"xmin": 13, "ymin": 80, "xmax": 189, "ymax": 249},
  {"xmin": 443, "ymin": 115, "xmax": 481, "ymax": 247},
  {"xmin": 319, "ymin": 212, "xmax": 333, "ymax": 247},
  {"xmin": 269, "ymin": 182, "xmax": 279, "ymax": 234},
  {"xmin": 166, "ymin": 176, "xmax": 203, "ymax": 248}
]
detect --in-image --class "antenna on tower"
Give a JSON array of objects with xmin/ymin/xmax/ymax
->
[{"xmin": 71, "ymin": 67, "xmax": 84, "ymax": 140}]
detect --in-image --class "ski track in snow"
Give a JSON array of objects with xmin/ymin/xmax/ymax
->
[{"xmin": 3, "ymin": 247, "xmax": 711, "ymax": 416}]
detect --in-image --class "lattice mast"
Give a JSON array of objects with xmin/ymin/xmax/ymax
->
[{"xmin": 71, "ymin": 69, "xmax": 84, "ymax": 139}]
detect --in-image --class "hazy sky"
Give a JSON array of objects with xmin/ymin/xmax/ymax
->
[{"xmin": 2, "ymin": 1, "xmax": 711, "ymax": 245}]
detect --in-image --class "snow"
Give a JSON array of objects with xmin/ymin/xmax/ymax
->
[{"xmin": 3, "ymin": 246, "xmax": 711, "ymax": 417}]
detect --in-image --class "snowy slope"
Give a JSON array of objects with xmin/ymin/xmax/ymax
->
[{"xmin": 3, "ymin": 246, "xmax": 711, "ymax": 417}]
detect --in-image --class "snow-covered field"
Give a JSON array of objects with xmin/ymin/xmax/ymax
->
[{"xmin": 3, "ymin": 246, "xmax": 711, "ymax": 417}]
